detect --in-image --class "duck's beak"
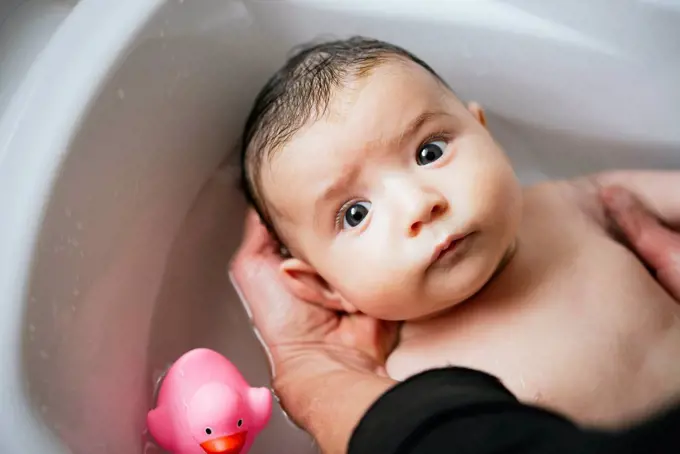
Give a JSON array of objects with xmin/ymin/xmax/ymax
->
[{"xmin": 200, "ymin": 431, "xmax": 248, "ymax": 454}]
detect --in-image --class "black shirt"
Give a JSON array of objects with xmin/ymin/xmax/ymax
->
[{"xmin": 349, "ymin": 368, "xmax": 680, "ymax": 454}]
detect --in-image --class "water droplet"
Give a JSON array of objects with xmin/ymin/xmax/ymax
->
[
  {"xmin": 39, "ymin": 350, "xmax": 49, "ymax": 360},
  {"xmin": 76, "ymin": 221, "xmax": 84, "ymax": 230},
  {"xmin": 178, "ymin": 0, "xmax": 184, "ymax": 3},
  {"xmin": 71, "ymin": 305, "xmax": 76, "ymax": 313},
  {"xmin": 30, "ymin": 296, "xmax": 36, "ymax": 303},
  {"xmin": 29, "ymin": 324, "xmax": 36, "ymax": 333},
  {"xmin": 64, "ymin": 208, "xmax": 72, "ymax": 218},
  {"xmin": 79, "ymin": 251, "xmax": 85, "ymax": 258},
  {"xmin": 159, "ymin": 29, "xmax": 165, "ymax": 38},
  {"xmin": 73, "ymin": 288, "xmax": 80, "ymax": 297},
  {"xmin": 117, "ymin": 88, "xmax": 125, "ymax": 100},
  {"xmin": 71, "ymin": 239, "xmax": 79, "ymax": 247},
  {"xmin": 40, "ymin": 405, "xmax": 48, "ymax": 414}
]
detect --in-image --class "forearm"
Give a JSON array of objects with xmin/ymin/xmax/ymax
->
[
  {"xmin": 273, "ymin": 354, "xmax": 395, "ymax": 454},
  {"xmin": 306, "ymin": 371, "xmax": 394, "ymax": 454},
  {"xmin": 595, "ymin": 170, "xmax": 680, "ymax": 227}
]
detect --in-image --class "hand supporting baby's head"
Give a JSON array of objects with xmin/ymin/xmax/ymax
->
[{"xmin": 239, "ymin": 36, "xmax": 522, "ymax": 321}]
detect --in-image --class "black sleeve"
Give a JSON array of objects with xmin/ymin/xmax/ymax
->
[{"xmin": 349, "ymin": 367, "xmax": 680, "ymax": 454}]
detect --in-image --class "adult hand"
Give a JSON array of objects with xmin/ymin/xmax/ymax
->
[
  {"xmin": 601, "ymin": 185, "xmax": 680, "ymax": 300},
  {"xmin": 229, "ymin": 210, "xmax": 399, "ymax": 454}
]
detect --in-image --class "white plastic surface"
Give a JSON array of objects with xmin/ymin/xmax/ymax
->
[
  {"xmin": 0, "ymin": 0, "xmax": 77, "ymax": 114},
  {"xmin": 0, "ymin": 0, "xmax": 678, "ymax": 453}
]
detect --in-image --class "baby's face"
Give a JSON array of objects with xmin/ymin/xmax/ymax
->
[{"xmin": 260, "ymin": 60, "xmax": 522, "ymax": 320}]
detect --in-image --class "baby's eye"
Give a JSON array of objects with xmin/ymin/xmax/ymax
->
[
  {"xmin": 416, "ymin": 140, "xmax": 447, "ymax": 166},
  {"xmin": 342, "ymin": 201, "xmax": 372, "ymax": 229}
]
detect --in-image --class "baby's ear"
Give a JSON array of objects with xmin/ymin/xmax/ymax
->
[
  {"xmin": 280, "ymin": 258, "xmax": 358, "ymax": 312},
  {"xmin": 467, "ymin": 101, "xmax": 487, "ymax": 128}
]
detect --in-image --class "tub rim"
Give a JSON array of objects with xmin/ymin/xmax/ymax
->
[{"xmin": 0, "ymin": 0, "xmax": 164, "ymax": 451}]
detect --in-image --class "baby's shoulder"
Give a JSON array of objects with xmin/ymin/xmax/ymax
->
[{"xmin": 521, "ymin": 175, "xmax": 611, "ymax": 233}]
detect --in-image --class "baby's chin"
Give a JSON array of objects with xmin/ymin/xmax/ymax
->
[{"xmin": 407, "ymin": 245, "xmax": 516, "ymax": 321}]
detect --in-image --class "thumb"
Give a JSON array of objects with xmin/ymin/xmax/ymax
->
[
  {"xmin": 601, "ymin": 185, "xmax": 680, "ymax": 300},
  {"xmin": 235, "ymin": 209, "xmax": 280, "ymax": 259}
]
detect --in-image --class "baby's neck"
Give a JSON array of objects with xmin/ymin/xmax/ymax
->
[{"xmin": 492, "ymin": 239, "xmax": 517, "ymax": 281}]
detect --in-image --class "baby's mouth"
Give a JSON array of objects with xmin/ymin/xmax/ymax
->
[{"xmin": 430, "ymin": 232, "xmax": 472, "ymax": 267}]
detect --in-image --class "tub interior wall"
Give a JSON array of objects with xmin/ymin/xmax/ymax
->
[{"xmin": 14, "ymin": 1, "xmax": 680, "ymax": 453}]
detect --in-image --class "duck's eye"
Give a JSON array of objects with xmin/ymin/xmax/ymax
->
[
  {"xmin": 205, "ymin": 427, "xmax": 212, "ymax": 435},
  {"xmin": 237, "ymin": 419, "xmax": 243, "ymax": 427}
]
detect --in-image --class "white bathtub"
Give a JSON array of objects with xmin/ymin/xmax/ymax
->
[{"xmin": 0, "ymin": 0, "xmax": 678, "ymax": 453}]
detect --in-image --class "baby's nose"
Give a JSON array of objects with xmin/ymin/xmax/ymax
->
[{"xmin": 408, "ymin": 197, "xmax": 448, "ymax": 237}]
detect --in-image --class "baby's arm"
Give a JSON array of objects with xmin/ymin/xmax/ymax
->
[{"xmin": 594, "ymin": 170, "xmax": 680, "ymax": 227}]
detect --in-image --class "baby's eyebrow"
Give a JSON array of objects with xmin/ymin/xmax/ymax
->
[
  {"xmin": 315, "ymin": 166, "xmax": 360, "ymax": 211},
  {"xmin": 313, "ymin": 110, "xmax": 447, "ymax": 217},
  {"xmin": 396, "ymin": 111, "xmax": 448, "ymax": 146}
]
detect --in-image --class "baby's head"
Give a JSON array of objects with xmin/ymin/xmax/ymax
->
[{"xmin": 240, "ymin": 37, "xmax": 522, "ymax": 321}]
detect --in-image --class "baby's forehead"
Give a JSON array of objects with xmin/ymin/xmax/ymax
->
[
  {"xmin": 261, "ymin": 59, "xmax": 453, "ymax": 218},
  {"xmin": 284, "ymin": 61, "xmax": 450, "ymax": 154}
]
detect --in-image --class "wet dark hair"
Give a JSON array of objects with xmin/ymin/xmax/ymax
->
[{"xmin": 239, "ymin": 36, "xmax": 447, "ymax": 241}]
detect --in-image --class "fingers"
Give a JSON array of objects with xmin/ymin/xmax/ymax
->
[
  {"xmin": 235, "ymin": 209, "xmax": 278, "ymax": 258},
  {"xmin": 601, "ymin": 185, "xmax": 680, "ymax": 300},
  {"xmin": 345, "ymin": 315, "xmax": 401, "ymax": 365},
  {"xmin": 229, "ymin": 215, "xmax": 332, "ymax": 346},
  {"xmin": 229, "ymin": 209, "xmax": 282, "ymax": 302},
  {"xmin": 229, "ymin": 209, "xmax": 289, "ymax": 338},
  {"xmin": 656, "ymin": 267, "xmax": 680, "ymax": 302},
  {"xmin": 601, "ymin": 186, "xmax": 680, "ymax": 269}
]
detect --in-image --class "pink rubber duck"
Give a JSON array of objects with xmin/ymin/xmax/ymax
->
[{"xmin": 147, "ymin": 348, "xmax": 272, "ymax": 454}]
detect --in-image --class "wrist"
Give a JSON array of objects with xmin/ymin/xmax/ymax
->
[
  {"xmin": 274, "ymin": 355, "xmax": 395, "ymax": 454},
  {"xmin": 302, "ymin": 370, "xmax": 395, "ymax": 454}
]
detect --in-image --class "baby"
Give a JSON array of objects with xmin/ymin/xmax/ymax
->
[{"xmin": 238, "ymin": 37, "xmax": 680, "ymax": 428}]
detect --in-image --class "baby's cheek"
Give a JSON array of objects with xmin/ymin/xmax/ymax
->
[
  {"xmin": 469, "ymin": 160, "xmax": 519, "ymax": 223},
  {"xmin": 337, "ymin": 261, "xmax": 415, "ymax": 318}
]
